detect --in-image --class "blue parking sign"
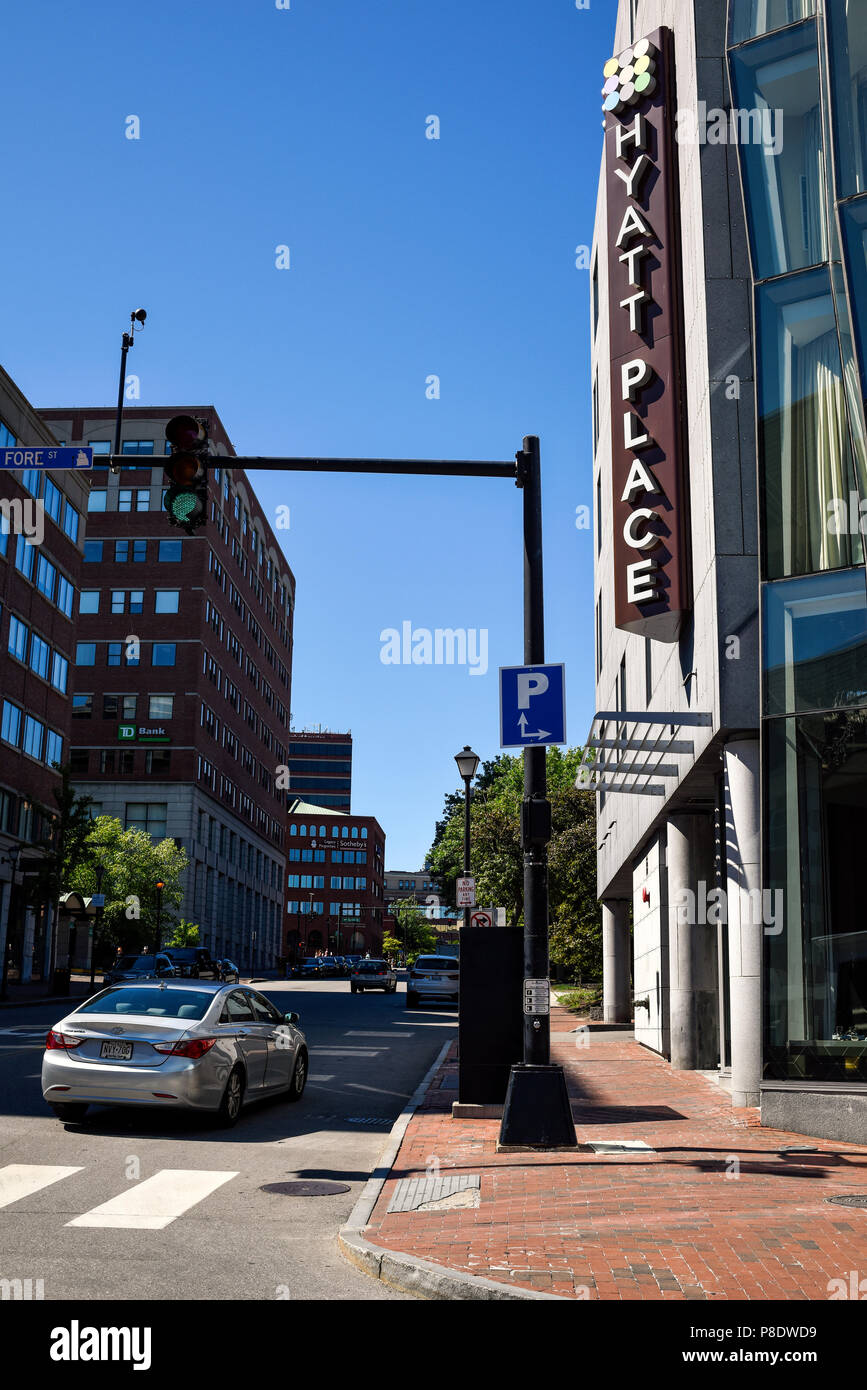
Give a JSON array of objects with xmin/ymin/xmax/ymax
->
[{"xmin": 499, "ymin": 663, "xmax": 566, "ymax": 748}]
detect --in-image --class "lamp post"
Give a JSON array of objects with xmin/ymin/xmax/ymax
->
[
  {"xmin": 454, "ymin": 746, "xmax": 480, "ymax": 932},
  {"xmin": 113, "ymin": 308, "xmax": 147, "ymax": 470},
  {"xmin": 153, "ymin": 879, "xmax": 165, "ymax": 956}
]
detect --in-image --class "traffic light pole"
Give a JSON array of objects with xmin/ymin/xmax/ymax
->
[{"xmin": 144, "ymin": 434, "xmax": 576, "ymax": 1150}]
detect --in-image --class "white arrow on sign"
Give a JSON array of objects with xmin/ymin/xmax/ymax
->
[{"xmin": 517, "ymin": 713, "xmax": 551, "ymax": 740}]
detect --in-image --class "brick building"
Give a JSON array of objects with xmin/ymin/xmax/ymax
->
[
  {"xmin": 288, "ymin": 729, "xmax": 352, "ymax": 810},
  {"xmin": 0, "ymin": 367, "xmax": 88, "ymax": 985},
  {"xmin": 283, "ymin": 800, "xmax": 385, "ymax": 960},
  {"xmin": 38, "ymin": 404, "xmax": 295, "ymax": 970}
]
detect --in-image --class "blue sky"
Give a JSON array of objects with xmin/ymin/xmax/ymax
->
[{"xmin": 0, "ymin": 0, "xmax": 615, "ymax": 869}]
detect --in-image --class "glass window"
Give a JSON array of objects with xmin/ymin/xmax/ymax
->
[
  {"xmin": 75, "ymin": 642, "xmax": 96, "ymax": 666},
  {"xmin": 764, "ymin": 568, "xmax": 867, "ymax": 715},
  {"xmin": 839, "ymin": 198, "xmax": 867, "ymax": 409},
  {"xmin": 14, "ymin": 535, "xmax": 35, "ymax": 580},
  {"xmin": 729, "ymin": 0, "xmax": 814, "ymax": 44},
  {"xmin": 152, "ymin": 643, "xmax": 176, "ymax": 666},
  {"xmin": 757, "ymin": 268, "xmax": 862, "ymax": 578},
  {"xmin": 45, "ymin": 730, "xmax": 62, "ymax": 766},
  {"xmin": 8, "ymin": 614, "xmax": 28, "ymax": 662},
  {"xmin": 129, "ymin": 590, "xmax": 143, "ymax": 614},
  {"xmin": 117, "ymin": 489, "xmax": 133, "ymax": 511},
  {"xmin": 43, "ymin": 478, "xmax": 62, "ymax": 523},
  {"xmin": 56, "ymin": 576, "xmax": 74, "ymax": 618},
  {"xmin": 1, "ymin": 700, "xmax": 21, "ymax": 746},
  {"xmin": 90, "ymin": 441, "xmax": 111, "ymax": 455},
  {"xmin": 115, "ymin": 540, "xmax": 128, "ymax": 563},
  {"xmin": 72, "ymin": 694, "xmax": 92, "ymax": 718},
  {"xmin": 51, "ymin": 651, "xmax": 68, "ymax": 693},
  {"xmin": 79, "ymin": 590, "xmax": 99, "ymax": 614},
  {"xmin": 154, "ymin": 590, "xmax": 179, "ymax": 613},
  {"xmin": 145, "ymin": 748, "xmax": 171, "ymax": 774},
  {"xmin": 133, "ymin": 540, "xmax": 147, "ymax": 562},
  {"xmin": 83, "ymin": 540, "xmax": 102, "ymax": 563},
  {"xmin": 765, "ymin": 707, "xmax": 867, "ymax": 1082},
  {"xmin": 87, "ymin": 489, "xmax": 107, "ymax": 512},
  {"xmin": 729, "ymin": 23, "xmax": 826, "ymax": 280},
  {"xmin": 125, "ymin": 802, "xmax": 168, "ymax": 839},
  {"xmin": 36, "ymin": 554, "xmax": 56, "ymax": 600},
  {"xmin": 825, "ymin": 0, "xmax": 867, "ymax": 198},
  {"xmin": 29, "ymin": 633, "xmax": 50, "ymax": 680},
  {"xmin": 107, "ymin": 642, "xmax": 123, "ymax": 667},
  {"xmin": 148, "ymin": 695, "xmax": 173, "ymax": 718},
  {"xmin": 111, "ymin": 590, "xmax": 126, "ymax": 614},
  {"xmin": 22, "ymin": 715, "xmax": 44, "ymax": 759},
  {"xmin": 122, "ymin": 695, "xmax": 137, "ymax": 719},
  {"xmin": 361, "ymin": 826, "xmax": 368, "ymax": 838},
  {"xmin": 158, "ymin": 539, "xmax": 182, "ymax": 562},
  {"xmin": 135, "ymin": 489, "xmax": 150, "ymax": 512},
  {"xmin": 122, "ymin": 440, "xmax": 154, "ymax": 455},
  {"xmin": 62, "ymin": 501, "xmax": 79, "ymax": 543}
]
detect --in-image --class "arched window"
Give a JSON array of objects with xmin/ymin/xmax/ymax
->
[
  {"xmin": 351, "ymin": 826, "xmax": 358, "ymax": 838},
  {"xmin": 300, "ymin": 824, "xmax": 306, "ymax": 836},
  {"xmin": 331, "ymin": 825, "xmax": 339, "ymax": 836},
  {"xmin": 361, "ymin": 827, "xmax": 368, "ymax": 839},
  {"xmin": 289, "ymin": 824, "xmax": 297, "ymax": 837},
  {"xmin": 319, "ymin": 824, "xmax": 326, "ymax": 836},
  {"xmin": 341, "ymin": 826, "xmax": 349, "ymax": 838}
]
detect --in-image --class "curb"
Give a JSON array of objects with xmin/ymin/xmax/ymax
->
[{"xmin": 338, "ymin": 1039, "xmax": 567, "ymax": 1301}]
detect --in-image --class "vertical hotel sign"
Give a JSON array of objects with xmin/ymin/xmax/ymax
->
[{"xmin": 603, "ymin": 28, "xmax": 690, "ymax": 642}]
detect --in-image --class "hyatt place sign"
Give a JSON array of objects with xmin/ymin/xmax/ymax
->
[{"xmin": 603, "ymin": 28, "xmax": 691, "ymax": 642}]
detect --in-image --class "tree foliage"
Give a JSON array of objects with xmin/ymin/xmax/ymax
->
[
  {"xmin": 68, "ymin": 817, "xmax": 189, "ymax": 955},
  {"xmin": 427, "ymin": 748, "xmax": 602, "ymax": 980},
  {"xmin": 387, "ymin": 897, "xmax": 437, "ymax": 963}
]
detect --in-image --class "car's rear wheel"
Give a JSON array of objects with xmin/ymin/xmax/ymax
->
[
  {"xmin": 357, "ymin": 985, "xmax": 363, "ymax": 993},
  {"xmin": 406, "ymin": 992, "xmax": 418, "ymax": 1009},
  {"xmin": 50, "ymin": 1102, "xmax": 89, "ymax": 1122},
  {"xmin": 217, "ymin": 1066, "xmax": 245, "ymax": 1127},
  {"xmin": 287, "ymin": 1049, "xmax": 307, "ymax": 1103},
  {"xmin": 350, "ymin": 983, "xmax": 357, "ymax": 994}
]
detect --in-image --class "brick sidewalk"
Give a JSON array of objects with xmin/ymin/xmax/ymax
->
[{"xmin": 364, "ymin": 1007, "xmax": 867, "ymax": 1299}]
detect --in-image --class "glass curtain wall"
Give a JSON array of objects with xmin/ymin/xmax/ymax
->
[{"xmin": 729, "ymin": 3, "xmax": 867, "ymax": 1084}]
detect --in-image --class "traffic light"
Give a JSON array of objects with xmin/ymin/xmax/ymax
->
[{"xmin": 163, "ymin": 415, "xmax": 209, "ymax": 533}]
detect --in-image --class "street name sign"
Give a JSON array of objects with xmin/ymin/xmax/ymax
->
[
  {"xmin": 0, "ymin": 447, "xmax": 92, "ymax": 470},
  {"xmin": 456, "ymin": 876, "xmax": 476, "ymax": 907},
  {"xmin": 499, "ymin": 663, "xmax": 566, "ymax": 747}
]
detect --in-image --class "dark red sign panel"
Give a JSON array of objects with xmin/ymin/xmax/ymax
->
[{"xmin": 603, "ymin": 27, "xmax": 690, "ymax": 641}]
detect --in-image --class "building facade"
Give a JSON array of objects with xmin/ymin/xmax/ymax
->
[
  {"xmin": 283, "ymin": 800, "xmax": 385, "ymax": 959},
  {"xmin": 38, "ymin": 405, "xmax": 295, "ymax": 970},
  {"xmin": 287, "ymin": 729, "xmax": 352, "ymax": 810},
  {"xmin": 0, "ymin": 368, "xmax": 88, "ymax": 986},
  {"xmin": 590, "ymin": 0, "xmax": 867, "ymax": 1143}
]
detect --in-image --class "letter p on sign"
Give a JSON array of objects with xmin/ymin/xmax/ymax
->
[{"xmin": 517, "ymin": 671, "xmax": 549, "ymax": 708}]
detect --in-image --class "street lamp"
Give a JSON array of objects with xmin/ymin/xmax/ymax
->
[
  {"xmin": 112, "ymin": 308, "xmax": 147, "ymax": 471},
  {"xmin": 454, "ymin": 745, "xmax": 480, "ymax": 931},
  {"xmin": 153, "ymin": 879, "xmax": 165, "ymax": 955}
]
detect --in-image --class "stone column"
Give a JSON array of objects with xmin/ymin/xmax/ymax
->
[
  {"xmin": 668, "ymin": 814, "xmax": 719, "ymax": 1071},
  {"xmin": 724, "ymin": 738, "xmax": 762, "ymax": 1107},
  {"xmin": 601, "ymin": 899, "xmax": 631, "ymax": 1023}
]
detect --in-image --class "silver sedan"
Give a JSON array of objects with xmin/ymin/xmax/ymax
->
[{"xmin": 42, "ymin": 981, "xmax": 308, "ymax": 1127}]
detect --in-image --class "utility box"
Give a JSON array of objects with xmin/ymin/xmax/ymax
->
[{"xmin": 458, "ymin": 926, "xmax": 524, "ymax": 1105}]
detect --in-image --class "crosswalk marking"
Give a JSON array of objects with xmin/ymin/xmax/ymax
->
[
  {"xmin": 310, "ymin": 1048, "xmax": 380, "ymax": 1057},
  {"xmin": 345, "ymin": 1031, "xmax": 414, "ymax": 1039},
  {"xmin": 66, "ymin": 1169, "xmax": 238, "ymax": 1231},
  {"xmin": 0, "ymin": 1164, "xmax": 83, "ymax": 1209}
]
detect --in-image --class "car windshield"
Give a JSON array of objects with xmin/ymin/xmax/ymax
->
[
  {"xmin": 76, "ymin": 987, "xmax": 214, "ymax": 1019},
  {"xmin": 115, "ymin": 956, "xmax": 151, "ymax": 971},
  {"xmin": 165, "ymin": 949, "xmax": 197, "ymax": 961},
  {"xmin": 357, "ymin": 961, "xmax": 387, "ymax": 972},
  {"xmin": 415, "ymin": 958, "xmax": 458, "ymax": 970}
]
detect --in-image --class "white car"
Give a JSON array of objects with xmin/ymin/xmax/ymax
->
[
  {"xmin": 406, "ymin": 955, "xmax": 460, "ymax": 1009},
  {"xmin": 42, "ymin": 981, "xmax": 308, "ymax": 1127}
]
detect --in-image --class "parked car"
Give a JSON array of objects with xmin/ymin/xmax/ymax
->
[
  {"xmin": 406, "ymin": 955, "xmax": 460, "ymax": 1008},
  {"xmin": 350, "ymin": 960, "xmax": 397, "ymax": 994},
  {"xmin": 216, "ymin": 959, "xmax": 240, "ymax": 983},
  {"xmin": 42, "ymin": 981, "xmax": 308, "ymax": 1127},
  {"xmin": 317, "ymin": 957, "xmax": 341, "ymax": 978},
  {"xmin": 299, "ymin": 958, "xmax": 323, "ymax": 978},
  {"xmin": 102, "ymin": 954, "xmax": 178, "ymax": 986},
  {"xmin": 162, "ymin": 947, "xmax": 221, "ymax": 979}
]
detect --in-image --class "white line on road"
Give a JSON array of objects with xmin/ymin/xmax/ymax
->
[
  {"xmin": 344, "ymin": 1031, "xmax": 415, "ymax": 1039},
  {"xmin": 347, "ymin": 1082, "xmax": 411, "ymax": 1099},
  {"xmin": 307, "ymin": 1074, "xmax": 335, "ymax": 1083},
  {"xmin": 67, "ymin": 1169, "xmax": 238, "ymax": 1231},
  {"xmin": 310, "ymin": 1048, "xmax": 380, "ymax": 1057},
  {"xmin": 0, "ymin": 1164, "xmax": 83, "ymax": 1209}
]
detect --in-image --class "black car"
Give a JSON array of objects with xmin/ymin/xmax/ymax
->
[
  {"xmin": 162, "ymin": 947, "xmax": 221, "ymax": 979},
  {"xmin": 216, "ymin": 958, "xmax": 240, "ymax": 982}
]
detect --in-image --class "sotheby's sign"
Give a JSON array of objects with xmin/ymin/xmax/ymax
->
[{"xmin": 603, "ymin": 28, "xmax": 690, "ymax": 641}]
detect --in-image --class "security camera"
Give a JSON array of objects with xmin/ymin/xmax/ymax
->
[{"xmin": 132, "ymin": 308, "xmax": 147, "ymax": 324}]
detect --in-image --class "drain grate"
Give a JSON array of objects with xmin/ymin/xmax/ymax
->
[
  {"xmin": 826, "ymin": 1195, "xmax": 867, "ymax": 1208},
  {"xmin": 261, "ymin": 1181, "xmax": 351, "ymax": 1197},
  {"xmin": 345, "ymin": 1116, "xmax": 388, "ymax": 1126}
]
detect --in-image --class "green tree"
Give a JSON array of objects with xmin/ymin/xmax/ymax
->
[
  {"xmin": 162, "ymin": 920, "xmax": 201, "ymax": 948},
  {"xmin": 388, "ymin": 897, "xmax": 437, "ymax": 964},
  {"xmin": 427, "ymin": 748, "xmax": 602, "ymax": 980},
  {"xmin": 68, "ymin": 817, "xmax": 189, "ymax": 957}
]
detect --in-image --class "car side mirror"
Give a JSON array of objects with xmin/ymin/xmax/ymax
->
[{"xmin": 285, "ymin": 1011, "xmax": 300, "ymax": 1025}]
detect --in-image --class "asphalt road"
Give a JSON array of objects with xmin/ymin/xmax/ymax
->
[{"xmin": 0, "ymin": 978, "xmax": 457, "ymax": 1301}]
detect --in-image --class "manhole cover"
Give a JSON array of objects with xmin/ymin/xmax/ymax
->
[
  {"xmin": 826, "ymin": 1195, "xmax": 867, "ymax": 1208},
  {"xmin": 261, "ymin": 1181, "xmax": 351, "ymax": 1197}
]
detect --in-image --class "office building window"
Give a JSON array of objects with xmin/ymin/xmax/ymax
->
[
  {"xmin": 36, "ymin": 554, "xmax": 56, "ymax": 601},
  {"xmin": 19, "ymin": 468, "xmax": 41, "ymax": 497},
  {"xmin": 43, "ymin": 478, "xmax": 62, "ymax": 524},
  {"xmin": 83, "ymin": 540, "xmax": 103, "ymax": 563},
  {"xmin": 62, "ymin": 500, "xmax": 79, "ymax": 542},
  {"xmin": 90, "ymin": 441, "xmax": 111, "ymax": 455},
  {"xmin": 729, "ymin": 0, "xmax": 814, "ymax": 45},
  {"xmin": 154, "ymin": 590, "xmax": 179, "ymax": 613},
  {"xmin": 158, "ymin": 539, "xmax": 182, "ymax": 562},
  {"xmin": 14, "ymin": 535, "xmax": 35, "ymax": 580},
  {"xmin": 69, "ymin": 749, "xmax": 89, "ymax": 775},
  {"xmin": 136, "ymin": 489, "xmax": 150, "ymax": 511},
  {"xmin": 107, "ymin": 642, "xmax": 123, "ymax": 666},
  {"xmin": 117, "ymin": 489, "xmax": 133, "ymax": 512},
  {"xmin": 152, "ymin": 643, "xmax": 176, "ymax": 666},
  {"xmin": 56, "ymin": 575, "xmax": 74, "ymax": 618},
  {"xmin": 133, "ymin": 540, "xmax": 147, "ymax": 562},
  {"xmin": 125, "ymin": 802, "xmax": 168, "ymax": 839},
  {"xmin": 88, "ymin": 490, "xmax": 107, "ymax": 512},
  {"xmin": 30, "ymin": 633, "xmax": 50, "ymax": 680},
  {"xmin": 145, "ymin": 748, "xmax": 171, "ymax": 774},
  {"xmin": 8, "ymin": 614, "xmax": 28, "ymax": 662},
  {"xmin": 23, "ymin": 715, "xmax": 44, "ymax": 760},
  {"xmin": 79, "ymin": 591, "xmax": 99, "ymax": 614},
  {"xmin": 148, "ymin": 695, "xmax": 173, "ymax": 719},
  {"xmin": 122, "ymin": 440, "xmax": 154, "ymax": 455},
  {"xmin": 72, "ymin": 694, "xmax": 93, "ymax": 718},
  {"xmin": 51, "ymin": 651, "xmax": 68, "ymax": 693},
  {"xmin": 45, "ymin": 730, "xmax": 62, "ymax": 766},
  {"xmin": 75, "ymin": 643, "xmax": 96, "ymax": 665},
  {"xmin": 1, "ymin": 700, "xmax": 22, "ymax": 746}
]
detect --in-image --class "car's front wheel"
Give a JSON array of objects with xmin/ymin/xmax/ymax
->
[
  {"xmin": 217, "ymin": 1066, "xmax": 245, "ymax": 1128},
  {"xmin": 50, "ymin": 1102, "xmax": 89, "ymax": 1122},
  {"xmin": 287, "ymin": 1049, "xmax": 307, "ymax": 1103}
]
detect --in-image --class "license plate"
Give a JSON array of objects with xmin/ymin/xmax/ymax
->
[{"xmin": 100, "ymin": 1040, "xmax": 133, "ymax": 1060}]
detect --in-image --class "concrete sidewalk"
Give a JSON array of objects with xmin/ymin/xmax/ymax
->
[{"xmin": 349, "ymin": 1006, "xmax": 867, "ymax": 1300}]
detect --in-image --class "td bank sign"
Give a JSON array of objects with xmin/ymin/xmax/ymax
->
[
  {"xmin": 117, "ymin": 724, "xmax": 171, "ymax": 744},
  {"xmin": 603, "ymin": 28, "xmax": 691, "ymax": 641}
]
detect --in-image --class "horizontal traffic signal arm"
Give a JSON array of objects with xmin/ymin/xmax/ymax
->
[{"xmin": 111, "ymin": 455, "xmax": 517, "ymax": 478}]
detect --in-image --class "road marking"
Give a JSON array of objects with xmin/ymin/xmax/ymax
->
[
  {"xmin": 0, "ymin": 1164, "xmax": 83, "ymax": 1208},
  {"xmin": 310, "ymin": 1048, "xmax": 380, "ymax": 1057},
  {"xmin": 307, "ymin": 1074, "xmax": 335, "ymax": 1083},
  {"xmin": 348, "ymin": 1082, "xmax": 411, "ymax": 1099},
  {"xmin": 344, "ymin": 1031, "xmax": 415, "ymax": 1039},
  {"xmin": 66, "ymin": 1169, "xmax": 238, "ymax": 1231}
]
